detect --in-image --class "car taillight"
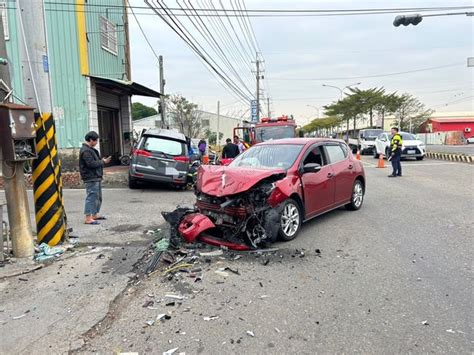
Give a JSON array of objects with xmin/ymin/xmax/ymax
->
[
  {"xmin": 173, "ymin": 156, "xmax": 190, "ymax": 163},
  {"xmin": 133, "ymin": 149, "xmax": 152, "ymax": 157}
]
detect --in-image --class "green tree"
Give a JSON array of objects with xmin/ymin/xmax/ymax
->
[
  {"xmin": 131, "ymin": 102, "xmax": 157, "ymax": 121},
  {"xmin": 204, "ymin": 129, "xmax": 223, "ymax": 145}
]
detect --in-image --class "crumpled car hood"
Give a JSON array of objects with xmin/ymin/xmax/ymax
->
[{"xmin": 197, "ymin": 165, "xmax": 285, "ymax": 197}]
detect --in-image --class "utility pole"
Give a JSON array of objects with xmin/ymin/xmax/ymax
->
[
  {"xmin": 159, "ymin": 55, "xmax": 166, "ymax": 128},
  {"xmin": 0, "ymin": 16, "xmax": 35, "ymax": 258},
  {"xmin": 267, "ymin": 97, "xmax": 271, "ymax": 118},
  {"xmin": 216, "ymin": 100, "xmax": 220, "ymax": 147},
  {"xmin": 254, "ymin": 53, "xmax": 264, "ymax": 121}
]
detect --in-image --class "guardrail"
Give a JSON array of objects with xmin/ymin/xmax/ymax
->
[{"xmin": 425, "ymin": 151, "xmax": 474, "ymax": 163}]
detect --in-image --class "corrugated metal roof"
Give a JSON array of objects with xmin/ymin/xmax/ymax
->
[
  {"xmin": 430, "ymin": 118, "xmax": 474, "ymax": 123},
  {"xmin": 89, "ymin": 75, "xmax": 161, "ymax": 97}
]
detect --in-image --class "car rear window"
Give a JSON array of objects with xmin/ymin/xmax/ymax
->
[{"xmin": 142, "ymin": 136, "xmax": 185, "ymax": 156}]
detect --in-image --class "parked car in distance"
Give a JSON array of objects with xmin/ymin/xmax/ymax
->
[
  {"xmin": 466, "ymin": 136, "xmax": 474, "ymax": 144},
  {"xmin": 348, "ymin": 128, "xmax": 383, "ymax": 154},
  {"xmin": 128, "ymin": 128, "xmax": 191, "ymax": 189},
  {"xmin": 179, "ymin": 138, "xmax": 366, "ymax": 250},
  {"xmin": 374, "ymin": 132, "xmax": 426, "ymax": 160}
]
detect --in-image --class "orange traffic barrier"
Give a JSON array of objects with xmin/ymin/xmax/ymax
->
[
  {"xmin": 356, "ymin": 150, "xmax": 361, "ymax": 160},
  {"xmin": 202, "ymin": 155, "xmax": 209, "ymax": 164},
  {"xmin": 376, "ymin": 154, "xmax": 385, "ymax": 168}
]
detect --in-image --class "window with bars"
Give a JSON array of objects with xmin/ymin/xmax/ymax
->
[
  {"xmin": 99, "ymin": 15, "xmax": 117, "ymax": 55},
  {"xmin": 0, "ymin": 2, "xmax": 9, "ymax": 40}
]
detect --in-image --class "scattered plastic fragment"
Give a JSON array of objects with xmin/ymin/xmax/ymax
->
[
  {"xmin": 199, "ymin": 250, "xmax": 224, "ymax": 257},
  {"xmin": 224, "ymin": 267, "xmax": 240, "ymax": 275},
  {"xmin": 12, "ymin": 313, "xmax": 27, "ymax": 320},
  {"xmin": 246, "ymin": 330, "xmax": 255, "ymax": 337},
  {"xmin": 203, "ymin": 316, "xmax": 219, "ymax": 321},
  {"xmin": 274, "ymin": 327, "xmax": 281, "ymax": 333},
  {"xmin": 446, "ymin": 329, "xmax": 455, "ymax": 333},
  {"xmin": 35, "ymin": 243, "xmax": 65, "ymax": 261},
  {"xmin": 165, "ymin": 294, "xmax": 185, "ymax": 300},
  {"xmin": 421, "ymin": 320, "xmax": 429, "ymax": 325},
  {"xmin": 163, "ymin": 347, "xmax": 179, "ymax": 355},
  {"xmin": 145, "ymin": 320, "xmax": 155, "ymax": 326}
]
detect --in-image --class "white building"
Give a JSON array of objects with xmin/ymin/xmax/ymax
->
[{"xmin": 133, "ymin": 110, "xmax": 242, "ymax": 145}]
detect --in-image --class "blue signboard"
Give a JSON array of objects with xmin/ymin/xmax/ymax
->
[
  {"xmin": 251, "ymin": 100, "xmax": 258, "ymax": 122},
  {"xmin": 42, "ymin": 55, "xmax": 49, "ymax": 73}
]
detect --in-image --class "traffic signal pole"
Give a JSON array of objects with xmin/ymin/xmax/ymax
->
[{"xmin": 0, "ymin": 17, "xmax": 35, "ymax": 258}]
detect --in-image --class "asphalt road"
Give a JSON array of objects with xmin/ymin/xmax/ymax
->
[
  {"xmin": 426, "ymin": 144, "xmax": 474, "ymax": 156},
  {"xmin": 82, "ymin": 157, "xmax": 472, "ymax": 354},
  {"xmin": 1, "ymin": 157, "xmax": 473, "ymax": 354}
]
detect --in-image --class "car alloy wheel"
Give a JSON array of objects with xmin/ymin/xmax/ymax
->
[
  {"xmin": 279, "ymin": 199, "xmax": 302, "ymax": 241},
  {"xmin": 346, "ymin": 180, "xmax": 364, "ymax": 211}
]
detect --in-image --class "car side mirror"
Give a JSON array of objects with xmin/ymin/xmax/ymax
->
[{"xmin": 303, "ymin": 163, "xmax": 321, "ymax": 173}]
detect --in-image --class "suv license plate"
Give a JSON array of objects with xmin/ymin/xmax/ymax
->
[{"xmin": 407, "ymin": 150, "xmax": 416, "ymax": 154}]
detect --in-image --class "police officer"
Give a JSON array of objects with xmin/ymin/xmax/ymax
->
[{"xmin": 388, "ymin": 127, "xmax": 403, "ymax": 177}]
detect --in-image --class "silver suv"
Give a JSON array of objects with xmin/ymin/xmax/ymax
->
[{"xmin": 128, "ymin": 129, "xmax": 190, "ymax": 189}]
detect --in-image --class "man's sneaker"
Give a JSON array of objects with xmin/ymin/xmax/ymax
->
[{"xmin": 388, "ymin": 174, "xmax": 397, "ymax": 178}]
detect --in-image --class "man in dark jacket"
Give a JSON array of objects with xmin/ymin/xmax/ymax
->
[
  {"xmin": 79, "ymin": 131, "xmax": 111, "ymax": 225},
  {"xmin": 221, "ymin": 138, "xmax": 240, "ymax": 159}
]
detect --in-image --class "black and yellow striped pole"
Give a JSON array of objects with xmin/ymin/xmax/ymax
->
[{"xmin": 32, "ymin": 113, "xmax": 67, "ymax": 246}]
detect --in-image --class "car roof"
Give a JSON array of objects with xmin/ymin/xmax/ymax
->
[
  {"xmin": 257, "ymin": 138, "xmax": 345, "ymax": 146},
  {"xmin": 144, "ymin": 128, "xmax": 187, "ymax": 142}
]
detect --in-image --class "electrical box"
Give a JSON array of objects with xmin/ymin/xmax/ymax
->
[{"xmin": 0, "ymin": 103, "xmax": 37, "ymax": 161}]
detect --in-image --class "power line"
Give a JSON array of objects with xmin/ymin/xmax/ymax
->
[
  {"xmin": 40, "ymin": 2, "xmax": 474, "ymax": 13},
  {"xmin": 269, "ymin": 63, "xmax": 465, "ymax": 81},
  {"xmin": 145, "ymin": 0, "xmax": 253, "ymax": 103},
  {"xmin": 126, "ymin": 0, "xmax": 160, "ymax": 62},
  {"xmin": 432, "ymin": 95, "xmax": 474, "ymax": 108},
  {"xmin": 176, "ymin": 0, "xmax": 255, "ymax": 97},
  {"xmin": 14, "ymin": 2, "xmax": 473, "ymax": 17}
]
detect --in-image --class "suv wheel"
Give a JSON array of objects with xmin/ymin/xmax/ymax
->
[{"xmin": 128, "ymin": 174, "xmax": 139, "ymax": 189}]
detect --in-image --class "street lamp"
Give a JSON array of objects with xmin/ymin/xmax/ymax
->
[
  {"xmin": 322, "ymin": 82, "xmax": 361, "ymax": 140},
  {"xmin": 322, "ymin": 82, "xmax": 361, "ymax": 100}
]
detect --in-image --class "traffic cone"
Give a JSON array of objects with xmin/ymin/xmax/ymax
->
[
  {"xmin": 356, "ymin": 150, "xmax": 361, "ymax": 160},
  {"xmin": 376, "ymin": 154, "xmax": 385, "ymax": 168}
]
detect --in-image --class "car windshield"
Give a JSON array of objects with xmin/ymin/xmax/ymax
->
[
  {"xmin": 255, "ymin": 125, "xmax": 295, "ymax": 142},
  {"xmin": 401, "ymin": 133, "xmax": 417, "ymax": 140},
  {"xmin": 142, "ymin": 136, "xmax": 185, "ymax": 156},
  {"xmin": 230, "ymin": 144, "xmax": 303, "ymax": 170},
  {"xmin": 361, "ymin": 130, "xmax": 382, "ymax": 138}
]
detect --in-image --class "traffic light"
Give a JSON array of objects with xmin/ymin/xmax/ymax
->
[{"xmin": 393, "ymin": 14, "xmax": 423, "ymax": 27}]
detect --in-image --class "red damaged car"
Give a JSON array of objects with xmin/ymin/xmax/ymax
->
[{"xmin": 173, "ymin": 138, "xmax": 365, "ymax": 250}]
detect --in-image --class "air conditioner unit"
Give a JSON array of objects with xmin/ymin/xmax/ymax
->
[{"xmin": 465, "ymin": 127, "xmax": 472, "ymax": 133}]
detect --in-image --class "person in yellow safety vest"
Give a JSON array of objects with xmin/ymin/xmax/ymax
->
[{"xmin": 388, "ymin": 127, "xmax": 403, "ymax": 177}]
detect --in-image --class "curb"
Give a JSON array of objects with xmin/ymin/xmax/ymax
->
[{"xmin": 426, "ymin": 151, "xmax": 474, "ymax": 164}]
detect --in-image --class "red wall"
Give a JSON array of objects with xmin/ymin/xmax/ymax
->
[{"xmin": 430, "ymin": 121, "xmax": 474, "ymax": 138}]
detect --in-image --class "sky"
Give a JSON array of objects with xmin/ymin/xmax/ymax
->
[{"xmin": 128, "ymin": 0, "xmax": 474, "ymax": 125}]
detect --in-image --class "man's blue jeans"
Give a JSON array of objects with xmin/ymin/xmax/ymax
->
[{"xmin": 84, "ymin": 181, "xmax": 102, "ymax": 216}]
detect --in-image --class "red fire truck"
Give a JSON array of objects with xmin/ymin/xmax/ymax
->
[{"xmin": 233, "ymin": 115, "xmax": 297, "ymax": 146}]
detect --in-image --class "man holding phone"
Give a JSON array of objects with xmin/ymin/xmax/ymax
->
[{"xmin": 79, "ymin": 131, "xmax": 111, "ymax": 225}]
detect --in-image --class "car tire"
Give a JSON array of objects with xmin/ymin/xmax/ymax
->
[
  {"xmin": 346, "ymin": 179, "xmax": 364, "ymax": 211},
  {"xmin": 128, "ymin": 174, "xmax": 139, "ymax": 189},
  {"xmin": 278, "ymin": 199, "xmax": 302, "ymax": 242},
  {"xmin": 416, "ymin": 156, "xmax": 424, "ymax": 161},
  {"xmin": 373, "ymin": 149, "xmax": 379, "ymax": 159}
]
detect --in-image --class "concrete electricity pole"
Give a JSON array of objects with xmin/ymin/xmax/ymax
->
[
  {"xmin": 0, "ymin": 16, "xmax": 35, "ymax": 258},
  {"xmin": 216, "ymin": 100, "xmax": 220, "ymax": 147},
  {"xmin": 159, "ymin": 55, "xmax": 166, "ymax": 128},
  {"xmin": 254, "ymin": 53, "xmax": 264, "ymax": 121},
  {"xmin": 267, "ymin": 97, "xmax": 271, "ymax": 118}
]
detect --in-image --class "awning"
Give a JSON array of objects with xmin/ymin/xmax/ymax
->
[{"xmin": 88, "ymin": 75, "xmax": 161, "ymax": 98}]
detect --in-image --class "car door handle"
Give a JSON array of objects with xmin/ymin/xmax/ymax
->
[{"xmin": 327, "ymin": 173, "xmax": 334, "ymax": 178}]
